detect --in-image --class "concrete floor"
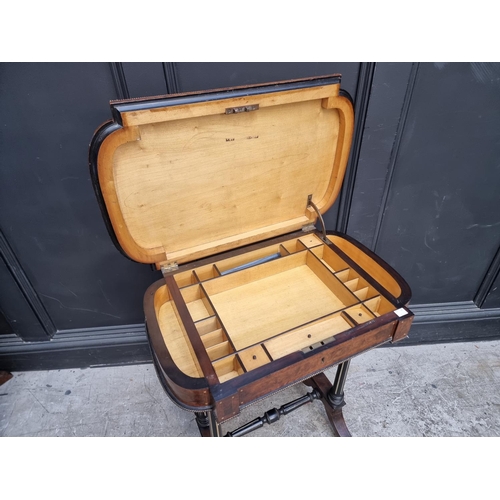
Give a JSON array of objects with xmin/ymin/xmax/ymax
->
[{"xmin": 1, "ymin": 340, "xmax": 499, "ymax": 437}]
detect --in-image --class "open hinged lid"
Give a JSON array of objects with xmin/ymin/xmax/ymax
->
[{"xmin": 90, "ymin": 75, "xmax": 354, "ymax": 266}]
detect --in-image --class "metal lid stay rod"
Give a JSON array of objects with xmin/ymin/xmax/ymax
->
[{"xmin": 307, "ymin": 194, "xmax": 327, "ymax": 242}]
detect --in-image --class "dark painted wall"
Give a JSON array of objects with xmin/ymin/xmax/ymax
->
[
  {"xmin": 1, "ymin": 62, "xmax": 500, "ymax": 370},
  {"xmin": 375, "ymin": 63, "xmax": 500, "ymax": 305}
]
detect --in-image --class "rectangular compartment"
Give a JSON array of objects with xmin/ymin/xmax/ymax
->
[
  {"xmin": 203, "ymin": 251, "xmax": 358, "ymax": 351},
  {"xmin": 195, "ymin": 316, "xmax": 235, "ymax": 361},
  {"xmin": 264, "ymin": 311, "xmax": 354, "ymax": 360},
  {"xmin": 154, "ymin": 285, "xmax": 203, "ymax": 378},
  {"xmin": 214, "ymin": 244, "xmax": 289, "ymax": 277},
  {"xmin": 200, "ymin": 328, "xmax": 226, "ymax": 348},
  {"xmin": 212, "ymin": 355, "xmax": 244, "ymax": 383}
]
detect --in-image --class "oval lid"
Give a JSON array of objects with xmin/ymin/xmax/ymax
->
[{"xmin": 90, "ymin": 75, "xmax": 354, "ymax": 266}]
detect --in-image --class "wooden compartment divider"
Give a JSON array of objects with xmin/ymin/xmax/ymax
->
[
  {"xmin": 163, "ymin": 275, "xmax": 218, "ymax": 385},
  {"xmin": 304, "ymin": 251, "xmax": 359, "ymax": 307}
]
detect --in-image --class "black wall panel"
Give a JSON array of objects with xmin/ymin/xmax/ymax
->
[
  {"xmin": 0, "ymin": 63, "xmax": 158, "ymax": 332},
  {"xmin": 374, "ymin": 63, "xmax": 500, "ymax": 304},
  {"xmin": 1, "ymin": 62, "xmax": 500, "ymax": 370},
  {"xmin": 0, "ymin": 256, "xmax": 46, "ymax": 340},
  {"xmin": 346, "ymin": 62, "xmax": 414, "ymax": 248},
  {"xmin": 121, "ymin": 63, "xmax": 168, "ymax": 98}
]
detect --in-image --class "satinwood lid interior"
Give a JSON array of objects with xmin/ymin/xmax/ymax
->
[{"xmin": 91, "ymin": 75, "xmax": 354, "ymax": 265}]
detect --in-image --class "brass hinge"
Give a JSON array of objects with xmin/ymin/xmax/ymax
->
[{"xmin": 160, "ymin": 262, "xmax": 178, "ymax": 275}]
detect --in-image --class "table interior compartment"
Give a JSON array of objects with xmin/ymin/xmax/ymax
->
[
  {"xmin": 155, "ymin": 285, "xmax": 203, "ymax": 378},
  {"xmin": 343, "ymin": 304, "xmax": 376, "ymax": 324},
  {"xmin": 363, "ymin": 295, "xmax": 395, "ymax": 317},
  {"xmin": 193, "ymin": 264, "xmax": 221, "ymax": 282},
  {"xmin": 238, "ymin": 345, "xmax": 272, "ymax": 372},
  {"xmin": 204, "ymin": 250, "xmax": 359, "ymax": 351},
  {"xmin": 180, "ymin": 284, "xmax": 214, "ymax": 322},
  {"xmin": 280, "ymin": 234, "xmax": 323, "ymax": 254},
  {"xmin": 309, "ymin": 243, "xmax": 349, "ymax": 273},
  {"xmin": 155, "ymin": 235, "xmax": 401, "ymax": 382},
  {"xmin": 264, "ymin": 311, "xmax": 355, "ymax": 360},
  {"xmin": 212, "ymin": 355, "xmax": 244, "ymax": 383},
  {"xmin": 333, "ymin": 266, "xmax": 379, "ymax": 302}
]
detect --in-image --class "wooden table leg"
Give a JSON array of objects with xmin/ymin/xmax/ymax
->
[
  {"xmin": 195, "ymin": 412, "xmax": 212, "ymax": 437},
  {"xmin": 195, "ymin": 410, "xmax": 221, "ymax": 437},
  {"xmin": 304, "ymin": 361, "xmax": 352, "ymax": 437},
  {"xmin": 197, "ymin": 361, "xmax": 353, "ymax": 437}
]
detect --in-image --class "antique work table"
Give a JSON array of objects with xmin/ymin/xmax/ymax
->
[{"xmin": 90, "ymin": 75, "xmax": 413, "ymax": 437}]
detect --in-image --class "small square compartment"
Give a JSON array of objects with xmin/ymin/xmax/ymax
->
[
  {"xmin": 354, "ymin": 285, "xmax": 375, "ymax": 301},
  {"xmin": 180, "ymin": 284, "xmax": 214, "ymax": 321},
  {"xmin": 344, "ymin": 304, "xmax": 376, "ymax": 324},
  {"xmin": 195, "ymin": 316, "xmax": 220, "ymax": 335},
  {"xmin": 201, "ymin": 329, "xmax": 227, "ymax": 348},
  {"xmin": 213, "ymin": 355, "xmax": 244, "ymax": 383},
  {"xmin": 363, "ymin": 296, "xmax": 395, "ymax": 317},
  {"xmin": 297, "ymin": 234, "xmax": 324, "ymax": 249},
  {"xmin": 206, "ymin": 340, "xmax": 234, "ymax": 361},
  {"xmin": 310, "ymin": 244, "xmax": 349, "ymax": 274},
  {"xmin": 193, "ymin": 264, "xmax": 220, "ymax": 282},
  {"xmin": 280, "ymin": 238, "xmax": 310, "ymax": 254},
  {"xmin": 196, "ymin": 317, "xmax": 231, "ymax": 352},
  {"xmin": 174, "ymin": 270, "xmax": 198, "ymax": 288},
  {"xmin": 238, "ymin": 345, "xmax": 271, "ymax": 371},
  {"xmin": 335, "ymin": 268, "xmax": 356, "ymax": 283}
]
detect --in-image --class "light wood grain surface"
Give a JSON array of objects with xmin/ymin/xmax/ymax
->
[
  {"xmin": 209, "ymin": 264, "xmax": 348, "ymax": 351},
  {"xmin": 98, "ymin": 84, "xmax": 354, "ymax": 265}
]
